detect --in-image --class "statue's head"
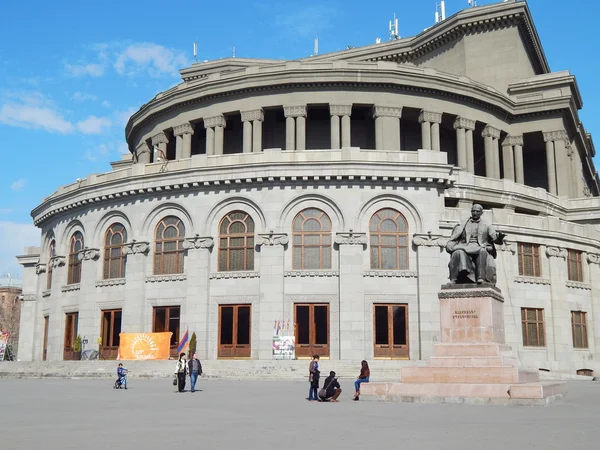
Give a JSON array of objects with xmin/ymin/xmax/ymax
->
[{"xmin": 471, "ymin": 204, "xmax": 484, "ymax": 220}]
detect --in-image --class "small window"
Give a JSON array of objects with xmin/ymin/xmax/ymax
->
[
  {"xmin": 218, "ymin": 211, "xmax": 255, "ymax": 271},
  {"xmin": 521, "ymin": 308, "xmax": 545, "ymax": 347},
  {"xmin": 154, "ymin": 216, "xmax": 185, "ymax": 275},
  {"xmin": 369, "ymin": 209, "xmax": 409, "ymax": 270},
  {"xmin": 517, "ymin": 243, "xmax": 541, "ymax": 277},
  {"xmin": 47, "ymin": 240, "xmax": 55, "ymax": 290},
  {"xmin": 67, "ymin": 232, "xmax": 84, "ymax": 285},
  {"xmin": 292, "ymin": 208, "xmax": 332, "ymax": 270},
  {"xmin": 567, "ymin": 250, "xmax": 583, "ymax": 282},
  {"xmin": 571, "ymin": 311, "xmax": 588, "ymax": 349}
]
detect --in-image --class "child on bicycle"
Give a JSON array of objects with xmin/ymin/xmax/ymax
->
[{"xmin": 116, "ymin": 363, "xmax": 128, "ymax": 388}]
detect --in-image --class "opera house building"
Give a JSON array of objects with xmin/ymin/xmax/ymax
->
[{"xmin": 16, "ymin": 1, "xmax": 600, "ymax": 375}]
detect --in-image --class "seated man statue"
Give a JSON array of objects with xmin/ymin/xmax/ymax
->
[{"xmin": 445, "ymin": 204, "xmax": 505, "ymax": 285}]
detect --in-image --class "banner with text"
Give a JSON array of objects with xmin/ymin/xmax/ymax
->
[
  {"xmin": 117, "ymin": 332, "xmax": 172, "ymax": 360},
  {"xmin": 0, "ymin": 332, "xmax": 9, "ymax": 361},
  {"xmin": 272, "ymin": 335, "xmax": 295, "ymax": 360}
]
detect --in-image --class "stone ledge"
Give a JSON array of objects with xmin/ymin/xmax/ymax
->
[
  {"xmin": 514, "ymin": 276, "xmax": 551, "ymax": 285},
  {"xmin": 363, "ymin": 270, "xmax": 417, "ymax": 278},
  {"xmin": 95, "ymin": 278, "xmax": 126, "ymax": 287},
  {"xmin": 209, "ymin": 272, "xmax": 260, "ymax": 280},
  {"xmin": 61, "ymin": 284, "xmax": 81, "ymax": 293},
  {"xmin": 438, "ymin": 284, "xmax": 504, "ymax": 302},
  {"xmin": 284, "ymin": 271, "xmax": 339, "ymax": 278},
  {"xmin": 42, "ymin": 289, "xmax": 51, "ymax": 298},
  {"xmin": 565, "ymin": 280, "xmax": 591, "ymax": 290},
  {"xmin": 145, "ymin": 274, "xmax": 187, "ymax": 283}
]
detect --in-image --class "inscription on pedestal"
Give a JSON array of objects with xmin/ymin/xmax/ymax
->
[{"xmin": 453, "ymin": 310, "xmax": 479, "ymax": 319}]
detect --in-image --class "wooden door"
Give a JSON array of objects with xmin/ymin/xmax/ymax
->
[
  {"xmin": 153, "ymin": 306, "xmax": 180, "ymax": 358},
  {"xmin": 63, "ymin": 312, "xmax": 79, "ymax": 360},
  {"xmin": 100, "ymin": 309, "xmax": 122, "ymax": 360},
  {"xmin": 218, "ymin": 305, "xmax": 251, "ymax": 358},
  {"xmin": 373, "ymin": 304, "xmax": 409, "ymax": 359},
  {"xmin": 294, "ymin": 304, "xmax": 330, "ymax": 358},
  {"xmin": 42, "ymin": 316, "xmax": 49, "ymax": 361}
]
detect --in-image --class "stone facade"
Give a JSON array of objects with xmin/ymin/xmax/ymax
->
[{"xmin": 16, "ymin": 2, "xmax": 600, "ymax": 374}]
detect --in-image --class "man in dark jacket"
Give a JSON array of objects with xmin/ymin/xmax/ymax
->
[
  {"xmin": 319, "ymin": 371, "xmax": 342, "ymax": 402},
  {"xmin": 188, "ymin": 353, "xmax": 203, "ymax": 393}
]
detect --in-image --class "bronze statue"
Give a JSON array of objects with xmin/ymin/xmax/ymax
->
[{"xmin": 445, "ymin": 204, "xmax": 505, "ymax": 285}]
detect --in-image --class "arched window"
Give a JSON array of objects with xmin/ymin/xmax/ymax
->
[
  {"xmin": 218, "ymin": 211, "xmax": 255, "ymax": 271},
  {"xmin": 154, "ymin": 216, "xmax": 185, "ymax": 275},
  {"xmin": 47, "ymin": 240, "xmax": 55, "ymax": 290},
  {"xmin": 103, "ymin": 224, "xmax": 127, "ymax": 279},
  {"xmin": 292, "ymin": 208, "xmax": 332, "ymax": 270},
  {"xmin": 369, "ymin": 209, "xmax": 409, "ymax": 270},
  {"xmin": 67, "ymin": 231, "xmax": 84, "ymax": 284}
]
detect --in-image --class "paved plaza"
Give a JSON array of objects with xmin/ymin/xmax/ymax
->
[{"xmin": 1, "ymin": 379, "xmax": 600, "ymax": 449}]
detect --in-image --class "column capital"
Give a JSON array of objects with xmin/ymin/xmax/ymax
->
[
  {"xmin": 257, "ymin": 232, "xmax": 289, "ymax": 246},
  {"xmin": 502, "ymin": 135, "xmax": 523, "ymax": 147},
  {"xmin": 334, "ymin": 231, "xmax": 367, "ymax": 246},
  {"xmin": 329, "ymin": 104, "xmax": 352, "ymax": 117},
  {"xmin": 418, "ymin": 110, "xmax": 442, "ymax": 124},
  {"xmin": 204, "ymin": 115, "xmax": 226, "ymax": 129},
  {"xmin": 151, "ymin": 131, "xmax": 168, "ymax": 146},
  {"xmin": 543, "ymin": 130, "xmax": 568, "ymax": 143},
  {"xmin": 283, "ymin": 105, "xmax": 307, "ymax": 118},
  {"xmin": 482, "ymin": 125, "xmax": 501, "ymax": 139},
  {"xmin": 173, "ymin": 122, "xmax": 194, "ymax": 137},
  {"xmin": 135, "ymin": 141, "xmax": 151, "ymax": 155},
  {"xmin": 372, "ymin": 106, "xmax": 402, "ymax": 119},
  {"xmin": 587, "ymin": 253, "xmax": 600, "ymax": 265},
  {"xmin": 35, "ymin": 263, "xmax": 47, "ymax": 275},
  {"xmin": 241, "ymin": 109, "xmax": 264, "ymax": 122},
  {"xmin": 182, "ymin": 235, "xmax": 214, "ymax": 250},
  {"xmin": 453, "ymin": 117, "xmax": 476, "ymax": 131},
  {"xmin": 546, "ymin": 246, "xmax": 567, "ymax": 259},
  {"xmin": 122, "ymin": 240, "xmax": 150, "ymax": 255},
  {"xmin": 412, "ymin": 233, "xmax": 447, "ymax": 248},
  {"xmin": 78, "ymin": 247, "xmax": 101, "ymax": 261},
  {"xmin": 50, "ymin": 255, "xmax": 66, "ymax": 268}
]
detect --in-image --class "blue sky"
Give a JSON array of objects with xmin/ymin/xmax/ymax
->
[{"xmin": 0, "ymin": 0, "xmax": 598, "ymax": 278}]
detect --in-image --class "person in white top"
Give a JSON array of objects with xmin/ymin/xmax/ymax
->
[{"xmin": 174, "ymin": 352, "xmax": 187, "ymax": 392}]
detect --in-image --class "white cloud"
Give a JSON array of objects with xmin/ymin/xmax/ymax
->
[
  {"xmin": 101, "ymin": 100, "xmax": 111, "ymax": 108},
  {"xmin": 115, "ymin": 107, "xmax": 136, "ymax": 126},
  {"xmin": 76, "ymin": 115, "xmax": 112, "ymax": 134},
  {"xmin": 117, "ymin": 142, "xmax": 129, "ymax": 154},
  {"xmin": 0, "ymin": 221, "xmax": 40, "ymax": 277},
  {"xmin": 71, "ymin": 91, "xmax": 98, "ymax": 102},
  {"xmin": 274, "ymin": 4, "xmax": 337, "ymax": 38},
  {"xmin": 0, "ymin": 209, "xmax": 14, "ymax": 215},
  {"xmin": 0, "ymin": 103, "xmax": 75, "ymax": 133},
  {"xmin": 114, "ymin": 43, "xmax": 188, "ymax": 77},
  {"xmin": 65, "ymin": 62, "xmax": 105, "ymax": 77},
  {"xmin": 10, "ymin": 179, "xmax": 26, "ymax": 192}
]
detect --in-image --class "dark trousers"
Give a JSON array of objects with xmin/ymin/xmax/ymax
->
[{"xmin": 177, "ymin": 372, "xmax": 186, "ymax": 392}]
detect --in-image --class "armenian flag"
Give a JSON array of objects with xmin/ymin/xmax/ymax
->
[{"xmin": 176, "ymin": 328, "xmax": 189, "ymax": 353}]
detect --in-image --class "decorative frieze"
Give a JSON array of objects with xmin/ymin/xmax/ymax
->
[
  {"xmin": 372, "ymin": 106, "xmax": 402, "ymax": 119},
  {"xmin": 241, "ymin": 109, "xmax": 264, "ymax": 122},
  {"xmin": 566, "ymin": 280, "xmax": 592, "ymax": 290},
  {"xmin": 173, "ymin": 122, "xmax": 194, "ymax": 136},
  {"xmin": 21, "ymin": 293, "xmax": 36, "ymax": 301},
  {"xmin": 329, "ymin": 104, "xmax": 352, "ymax": 117},
  {"xmin": 543, "ymin": 130, "xmax": 568, "ymax": 143},
  {"xmin": 145, "ymin": 274, "xmax": 187, "ymax": 283},
  {"xmin": 95, "ymin": 278, "xmax": 126, "ymax": 287},
  {"xmin": 283, "ymin": 105, "xmax": 307, "ymax": 118},
  {"xmin": 151, "ymin": 131, "xmax": 168, "ymax": 145},
  {"xmin": 482, "ymin": 125, "xmax": 501, "ymax": 139},
  {"xmin": 502, "ymin": 135, "xmax": 524, "ymax": 147},
  {"xmin": 209, "ymin": 272, "xmax": 260, "ymax": 280},
  {"xmin": 453, "ymin": 117, "xmax": 476, "ymax": 131},
  {"xmin": 439, "ymin": 287, "xmax": 504, "ymax": 302},
  {"xmin": 284, "ymin": 271, "xmax": 339, "ymax": 278},
  {"xmin": 204, "ymin": 115, "xmax": 226, "ymax": 128},
  {"xmin": 50, "ymin": 255, "xmax": 66, "ymax": 268},
  {"xmin": 363, "ymin": 270, "xmax": 418, "ymax": 278},
  {"xmin": 418, "ymin": 110, "xmax": 442, "ymax": 124},
  {"xmin": 182, "ymin": 235, "xmax": 214, "ymax": 250},
  {"xmin": 514, "ymin": 276, "xmax": 551, "ymax": 285},
  {"xmin": 79, "ymin": 247, "xmax": 100, "ymax": 261},
  {"xmin": 546, "ymin": 246, "xmax": 567, "ymax": 259},
  {"xmin": 334, "ymin": 231, "xmax": 367, "ymax": 246},
  {"xmin": 257, "ymin": 232, "xmax": 289, "ymax": 246},
  {"xmin": 42, "ymin": 289, "xmax": 51, "ymax": 298},
  {"xmin": 35, "ymin": 263, "xmax": 47, "ymax": 275},
  {"xmin": 412, "ymin": 233, "xmax": 447, "ymax": 248},
  {"xmin": 61, "ymin": 284, "xmax": 81, "ymax": 293},
  {"xmin": 122, "ymin": 241, "xmax": 150, "ymax": 255},
  {"xmin": 586, "ymin": 253, "xmax": 600, "ymax": 265}
]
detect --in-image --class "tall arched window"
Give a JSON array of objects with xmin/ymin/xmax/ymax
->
[
  {"xmin": 219, "ymin": 211, "xmax": 255, "ymax": 271},
  {"xmin": 154, "ymin": 216, "xmax": 185, "ymax": 275},
  {"xmin": 103, "ymin": 224, "xmax": 127, "ymax": 279},
  {"xmin": 67, "ymin": 231, "xmax": 84, "ymax": 284},
  {"xmin": 292, "ymin": 208, "xmax": 332, "ymax": 270},
  {"xmin": 369, "ymin": 208, "xmax": 409, "ymax": 270},
  {"xmin": 47, "ymin": 240, "xmax": 55, "ymax": 290}
]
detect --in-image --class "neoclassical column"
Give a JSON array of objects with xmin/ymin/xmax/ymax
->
[
  {"xmin": 151, "ymin": 131, "xmax": 168, "ymax": 160},
  {"xmin": 173, "ymin": 123, "xmax": 194, "ymax": 159},
  {"xmin": 241, "ymin": 110, "xmax": 264, "ymax": 153},
  {"xmin": 482, "ymin": 125, "xmax": 501, "ymax": 179},
  {"xmin": 204, "ymin": 115, "xmax": 226, "ymax": 156},
  {"xmin": 453, "ymin": 117, "xmax": 475, "ymax": 170},
  {"xmin": 419, "ymin": 113, "xmax": 431, "ymax": 150},
  {"xmin": 337, "ymin": 106, "xmax": 352, "ymax": 148},
  {"xmin": 543, "ymin": 131, "xmax": 558, "ymax": 195},
  {"xmin": 512, "ymin": 135, "xmax": 524, "ymax": 184},
  {"xmin": 586, "ymin": 254, "xmax": 600, "ymax": 352},
  {"xmin": 330, "ymin": 105, "xmax": 352, "ymax": 150},
  {"xmin": 75, "ymin": 248, "xmax": 101, "ymax": 358},
  {"xmin": 121, "ymin": 241, "xmax": 150, "ymax": 333},
  {"xmin": 545, "ymin": 246, "xmax": 570, "ymax": 361},
  {"xmin": 501, "ymin": 135, "xmax": 517, "ymax": 181},
  {"xmin": 330, "ymin": 113, "xmax": 340, "ymax": 149},
  {"xmin": 545, "ymin": 130, "xmax": 571, "ymax": 197},
  {"xmin": 284, "ymin": 106, "xmax": 306, "ymax": 150},
  {"xmin": 373, "ymin": 106, "xmax": 402, "ymax": 151},
  {"xmin": 283, "ymin": 107, "xmax": 296, "ymax": 151},
  {"xmin": 135, "ymin": 142, "xmax": 151, "ymax": 164},
  {"xmin": 419, "ymin": 111, "xmax": 441, "ymax": 151},
  {"xmin": 335, "ymin": 231, "xmax": 367, "ymax": 360}
]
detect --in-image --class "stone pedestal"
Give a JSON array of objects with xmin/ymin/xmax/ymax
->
[{"xmin": 362, "ymin": 285, "xmax": 567, "ymax": 405}]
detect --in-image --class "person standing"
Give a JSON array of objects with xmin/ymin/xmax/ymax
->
[
  {"xmin": 188, "ymin": 352, "xmax": 203, "ymax": 393},
  {"xmin": 353, "ymin": 360, "xmax": 370, "ymax": 401},
  {"xmin": 174, "ymin": 352, "xmax": 187, "ymax": 393},
  {"xmin": 307, "ymin": 354, "xmax": 320, "ymax": 401}
]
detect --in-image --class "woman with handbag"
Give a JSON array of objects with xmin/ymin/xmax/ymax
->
[
  {"xmin": 353, "ymin": 360, "xmax": 370, "ymax": 401},
  {"xmin": 174, "ymin": 352, "xmax": 187, "ymax": 392},
  {"xmin": 307, "ymin": 355, "xmax": 320, "ymax": 401}
]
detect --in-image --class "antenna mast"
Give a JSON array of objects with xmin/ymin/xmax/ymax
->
[
  {"xmin": 389, "ymin": 13, "xmax": 400, "ymax": 40},
  {"xmin": 468, "ymin": 0, "xmax": 477, "ymax": 7},
  {"xmin": 314, "ymin": 37, "xmax": 319, "ymax": 56},
  {"xmin": 435, "ymin": 1, "xmax": 446, "ymax": 23},
  {"xmin": 193, "ymin": 42, "xmax": 198, "ymax": 63}
]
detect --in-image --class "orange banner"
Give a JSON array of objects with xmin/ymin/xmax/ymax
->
[{"xmin": 117, "ymin": 332, "xmax": 173, "ymax": 360}]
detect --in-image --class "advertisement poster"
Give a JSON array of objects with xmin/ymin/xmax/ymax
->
[
  {"xmin": 272, "ymin": 335, "xmax": 295, "ymax": 360},
  {"xmin": 0, "ymin": 332, "xmax": 9, "ymax": 362},
  {"xmin": 117, "ymin": 332, "xmax": 173, "ymax": 360}
]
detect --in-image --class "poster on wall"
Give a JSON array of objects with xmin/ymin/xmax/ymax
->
[
  {"xmin": 0, "ymin": 332, "xmax": 9, "ymax": 362},
  {"xmin": 272, "ymin": 335, "xmax": 295, "ymax": 360},
  {"xmin": 117, "ymin": 332, "xmax": 173, "ymax": 360}
]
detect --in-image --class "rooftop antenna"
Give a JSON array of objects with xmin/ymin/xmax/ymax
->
[
  {"xmin": 193, "ymin": 42, "xmax": 198, "ymax": 63},
  {"xmin": 389, "ymin": 13, "xmax": 400, "ymax": 40},
  {"xmin": 435, "ymin": 1, "xmax": 446, "ymax": 23},
  {"xmin": 314, "ymin": 37, "xmax": 319, "ymax": 56},
  {"xmin": 232, "ymin": 46, "xmax": 236, "ymax": 58},
  {"xmin": 375, "ymin": 37, "xmax": 382, "ymax": 44},
  {"xmin": 468, "ymin": 0, "xmax": 477, "ymax": 7}
]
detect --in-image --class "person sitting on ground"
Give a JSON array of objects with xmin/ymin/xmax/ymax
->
[
  {"xmin": 319, "ymin": 371, "xmax": 342, "ymax": 402},
  {"xmin": 353, "ymin": 360, "xmax": 370, "ymax": 401}
]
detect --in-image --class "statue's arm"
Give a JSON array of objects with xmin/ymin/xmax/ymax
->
[{"xmin": 445, "ymin": 224, "xmax": 462, "ymax": 253}]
